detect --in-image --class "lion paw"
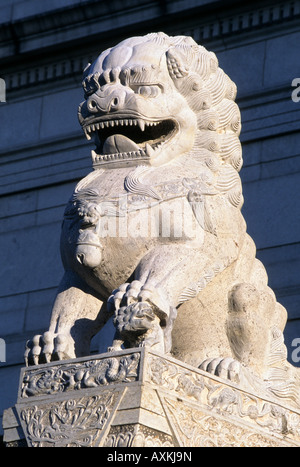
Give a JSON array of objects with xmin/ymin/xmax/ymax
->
[
  {"xmin": 108, "ymin": 279, "xmax": 169, "ymax": 320},
  {"xmin": 199, "ymin": 357, "xmax": 241, "ymax": 383},
  {"xmin": 108, "ymin": 281, "xmax": 144, "ymax": 311},
  {"xmin": 24, "ymin": 331, "xmax": 75, "ymax": 366},
  {"xmin": 107, "ymin": 280, "xmax": 171, "ymax": 353}
]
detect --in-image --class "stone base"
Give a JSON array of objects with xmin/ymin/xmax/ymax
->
[{"xmin": 3, "ymin": 348, "xmax": 300, "ymax": 447}]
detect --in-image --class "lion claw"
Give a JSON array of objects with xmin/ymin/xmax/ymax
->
[
  {"xmin": 25, "ymin": 332, "xmax": 75, "ymax": 366},
  {"xmin": 199, "ymin": 357, "xmax": 241, "ymax": 383}
]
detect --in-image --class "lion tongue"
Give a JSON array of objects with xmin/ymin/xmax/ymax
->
[{"xmin": 102, "ymin": 134, "xmax": 140, "ymax": 154}]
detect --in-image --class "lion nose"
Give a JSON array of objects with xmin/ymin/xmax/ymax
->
[{"xmin": 86, "ymin": 86, "xmax": 127, "ymax": 113}]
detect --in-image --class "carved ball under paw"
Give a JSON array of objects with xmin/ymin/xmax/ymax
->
[
  {"xmin": 114, "ymin": 301, "xmax": 156, "ymax": 335},
  {"xmin": 199, "ymin": 357, "xmax": 241, "ymax": 383}
]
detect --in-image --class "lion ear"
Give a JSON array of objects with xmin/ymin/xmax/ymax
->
[{"xmin": 166, "ymin": 47, "xmax": 189, "ymax": 80}]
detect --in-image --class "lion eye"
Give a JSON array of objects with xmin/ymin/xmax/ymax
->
[{"xmin": 137, "ymin": 85, "xmax": 161, "ymax": 97}]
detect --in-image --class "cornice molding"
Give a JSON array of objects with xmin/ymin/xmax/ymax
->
[
  {"xmin": 1, "ymin": 1, "xmax": 299, "ymax": 48},
  {"xmin": 1, "ymin": 0, "xmax": 300, "ymax": 96}
]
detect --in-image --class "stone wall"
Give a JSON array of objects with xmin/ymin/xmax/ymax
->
[{"xmin": 1, "ymin": 0, "xmax": 300, "ymax": 439}]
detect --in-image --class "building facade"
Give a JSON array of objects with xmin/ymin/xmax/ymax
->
[{"xmin": 1, "ymin": 0, "xmax": 300, "ymax": 442}]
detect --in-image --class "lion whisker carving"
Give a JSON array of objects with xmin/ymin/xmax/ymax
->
[{"xmin": 25, "ymin": 32, "xmax": 300, "ymax": 408}]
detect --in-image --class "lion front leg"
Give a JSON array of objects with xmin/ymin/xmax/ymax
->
[
  {"xmin": 107, "ymin": 244, "xmax": 210, "ymax": 354},
  {"xmin": 25, "ymin": 270, "xmax": 112, "ymax": 365}
]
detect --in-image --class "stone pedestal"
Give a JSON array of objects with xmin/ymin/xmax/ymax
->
[{"xmin": 3, "ymin": 348, "xmax": 300, "ymax": 447}]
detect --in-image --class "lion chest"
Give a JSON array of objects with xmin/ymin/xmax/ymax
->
[{"xmin": 60, "ymin": 166, "xmax": 215, "ymax": 291}]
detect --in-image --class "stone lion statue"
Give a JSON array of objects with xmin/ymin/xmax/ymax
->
[{"xmin": 25, "ymin": 32, "xmax": 300, "ymax": 404}]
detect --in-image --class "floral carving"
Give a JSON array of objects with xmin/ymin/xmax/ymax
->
[{"xmin": 20, "ymin": 392, "xmax": 117, "ymax": 447}]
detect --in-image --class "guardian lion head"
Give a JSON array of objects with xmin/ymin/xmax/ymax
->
[{"xmin": 78, "ymin": 32, "xmax": 243, "ymax": 210}]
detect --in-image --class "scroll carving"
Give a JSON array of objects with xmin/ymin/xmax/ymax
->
[
  {"xmin": 21, "ymin": 353, "xmax": 140, "ymax": 398},
  {"xmin": 19, "ymin": 391, "xmax": 118, "ymax": 447}
]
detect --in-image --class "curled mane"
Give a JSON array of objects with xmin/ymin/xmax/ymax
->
[{"xmin": 156, "ymin": 32, "xmax": 243, "ymax": 210}]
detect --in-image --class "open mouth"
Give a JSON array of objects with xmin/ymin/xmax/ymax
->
[{"xmin": 82, "ymin": 117, "xmax": 177, "ymax": 166}]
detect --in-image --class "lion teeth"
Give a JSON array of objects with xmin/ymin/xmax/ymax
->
[
  {"xmin": 91, "ymin": 149, "xmax": 97, "ymax": 162},
  {"xmin": 84, "ymin": 118, "xmax": 161, "ymax": 134},
  {"xmin": 84, "ymin": 129, "xmax": 91, "ymax": 140},
  {"xmin": 91, "ymin": 147, "xmax": 151, "ymax": 166},
  {"xmin": 137, "ymin": 119, "xmax": 145, "ymax": 131},
  {"xmin": 145, "ymin": 143, "xmax": 154, "ymax": 157}
]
